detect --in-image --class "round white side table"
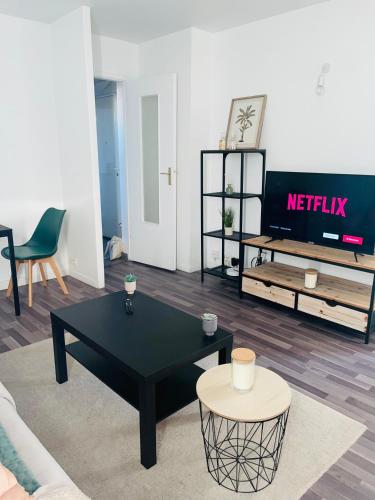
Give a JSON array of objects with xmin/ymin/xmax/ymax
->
[{"xmin": 196, "ymin": 364, "xmax": 292, "ymax": 493}]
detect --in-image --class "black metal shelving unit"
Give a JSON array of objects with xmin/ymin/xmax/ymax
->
[{"xmin": 200, "ymin": 149, "xmax": 266, "ymax": 283}]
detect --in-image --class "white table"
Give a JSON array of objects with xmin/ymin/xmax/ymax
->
[{"xmin": 196, "ymin": 364, "xmax": 292, "ymax": 493}]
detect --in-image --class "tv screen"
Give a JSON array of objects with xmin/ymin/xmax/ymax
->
[{"xmin": 261, "ymin": 172, "xmax": 375, "ymax": 255}]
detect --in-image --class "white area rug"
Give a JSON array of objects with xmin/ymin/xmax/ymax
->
[{"xmin": 0, "ymin": 340, "xmax": 366, "ymax": 500}]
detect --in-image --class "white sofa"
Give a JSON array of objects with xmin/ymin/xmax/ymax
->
[{"xmin": 0, "ymin": 382, "xmax": 88, "ymax": 498}]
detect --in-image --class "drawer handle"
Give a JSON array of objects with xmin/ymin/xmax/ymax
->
[
  {"xmin": 262, "ymin": 280, "xmax": 272, "ymax": 288},
  {"xmin": 325, "ymin": 299, "xmax": 338, "ymax": 307}
]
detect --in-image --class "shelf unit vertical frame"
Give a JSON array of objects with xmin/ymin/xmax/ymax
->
[
  {"xmin": 200, "ymin": 150, "xmax": 204, "ymax": 282},
  {"xmin": 239, "ymin": 242, "xmax": 245, "ymax": 297},
  {"xmin": 221, "ymin": 153, "xmax": 227, "ymax": 271},
  {"xmin": 238, "ymin": 150, "xmax": 266, "ymax": 295},
  {"xmin": 200, "ymin": 149, "xmax": 266, "ymax": 284},
  {"xmin": 366, "ymin": 276, "xmax": 375, "ymax": 343},
  {"xmin": 239, "ymin": 153, "xmax": 244, "ymax": 242}
]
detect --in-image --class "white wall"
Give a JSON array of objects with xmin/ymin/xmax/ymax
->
[
  {"xmin": 189, "ymin": 29, "xmax": 213, "ymax": 271},
  {"xmin": 212, "ymin": 0, "xmax": 375, "ymax": 171},
  {"xmin": 207, "ymin": 0, "xmax": 375, "ymax": 282},
  {"xmin": 52, "ymin": 7, "xmax": 104, "ymax": 288},
  {"xmin": 92, "ymin": 34, "xmax": 139, "ymax": 80},
  {"xmin": 0, "ymin": 13, "xmax": 67, "ymax": 290}
]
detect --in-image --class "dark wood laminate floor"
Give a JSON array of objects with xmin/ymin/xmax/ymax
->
[{"xmin": 1, "ymin": 259, "xmax": 375, "ymax": 500}]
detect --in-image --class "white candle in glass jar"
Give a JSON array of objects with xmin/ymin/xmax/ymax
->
[
  {"xmin": 231, "ymin": 348, "xmax": 256, "ymax": 392},
  {"xmin": 304, "ymin": 269, "xmax": 318, "ymax": 289}
]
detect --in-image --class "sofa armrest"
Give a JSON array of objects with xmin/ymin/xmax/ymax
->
[{"xmin": 0, "ymin": 382, "xmax": 16, "ymax": 410}]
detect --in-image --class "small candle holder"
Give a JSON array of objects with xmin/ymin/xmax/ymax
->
[
  {"xmin": 231, "ymin": 348, "xmax": 256, "ymax": 392},
  {"xmin": 201, "ymin": 313, "xmax": 218, "ymax": 337},
  {"xmin": 304, "ymin": 268, "xmax": 318, "ymax": 289}
]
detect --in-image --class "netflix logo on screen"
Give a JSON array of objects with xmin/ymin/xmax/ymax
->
[
  {"xmin": 287, "ymin": 194, "xmax": 348, "ymax": 217},
  {"xmin": 261, "ymin": 172, "xmax": 375, "ymax": 256}
]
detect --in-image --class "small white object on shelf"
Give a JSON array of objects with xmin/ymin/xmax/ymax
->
[
  {"xmin": 231, "ymin": 347, "xmax": 256, "ymax": 392},
  {"xmin": 229, "ymin": 136, "xmax": 237, "ymax": 150},
  {"xmin": 219, "ymin": 134, "xmax": 226, "ymax": 150},
  {"xmin": 226, "ymin": 267, "xmax": 239, "ymax": 277},
  {"xmin": 304, "ymin": 268, "xmax": 318, "ymax": 289}
]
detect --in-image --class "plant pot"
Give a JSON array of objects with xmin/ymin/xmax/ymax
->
[
  {"xmin": 202, "ymin": 313, "xmax": 218, "ymax": 337},
  {"xmin": 124, "ymin": 281, "xmax": 136, "ymax": 295},
  {"xmin": 224, "ymin": 227, "xmax": 233, "ymax": 236}
]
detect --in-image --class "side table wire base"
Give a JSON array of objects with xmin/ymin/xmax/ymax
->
[{"xmin": 199, "ymin": 402, "xmax": 290, "ymax": 493}]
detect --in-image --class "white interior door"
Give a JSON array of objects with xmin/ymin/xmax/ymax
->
[{"xmin": 125, "ymin": 74, "xmax": 176, "ymax": 270}]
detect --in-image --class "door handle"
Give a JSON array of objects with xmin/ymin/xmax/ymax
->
[{"xmin": 160, "ymin": 168, "xmax": 172, "ymax": 186}]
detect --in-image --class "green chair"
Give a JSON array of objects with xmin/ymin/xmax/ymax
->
[{"xmin": 2, "ymin": 208, "xmax": 68, "ymax": 307}]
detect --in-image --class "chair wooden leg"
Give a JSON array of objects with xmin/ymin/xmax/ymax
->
[
  {"xmin": 6, "ymin": 261, "xmax": 20, "ymax": 298},
  {"xmin": 28, "ymin": 260, "xmax": 33, "ymax": 307},
  {"xmin": 39, "ymin": 263, "xmax": 48, "ymax": 287},
  {"xmin": 48, "ymin": 257, "xmax": 69, "ymax": 295}
]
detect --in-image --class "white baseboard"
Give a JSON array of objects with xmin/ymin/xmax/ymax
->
[
  {"xmin": 69, "ymin": 269, "xmax": 104, "ymax": 288},
  {"xmin": 177, "ymin": 264, "xmax": 201, "ymax": 273}
]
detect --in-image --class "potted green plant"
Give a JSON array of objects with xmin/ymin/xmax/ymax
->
[
  {"xmin": 221, "ymin": 207, "xmax": 235, "ymax": 236},
  {"xmin": 124, "ymin": 273, "xmax": 137, "ymax": 295}
]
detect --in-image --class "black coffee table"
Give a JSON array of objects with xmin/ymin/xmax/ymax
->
[{"xmin": 51, "ymin": 291, "xmax": 233, "ymax": 469}]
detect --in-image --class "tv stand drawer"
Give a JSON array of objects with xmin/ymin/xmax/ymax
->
[
  {"xmin": 297, "ymin": 294, "xmax": 368, "ymax": 332},
  {"xmin": 242, "ymin": 277, "xmax": 295, "ymax": 308}
]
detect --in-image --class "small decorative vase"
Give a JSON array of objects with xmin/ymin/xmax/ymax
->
[
  {"xmin": 219, "ymin": 136, "xmax": 226, "ymax": 150},
  {"xmin": 224, "ymin": 227, "xmax": 233, "ymax": 236},
  {"xmin": 226, "ymin": 183, "xmax": 234, "ymax": 195},
  {"xmin": 202, "ymin": 313, "xmax": 218, "ymax": 337},
  {"xmin": 304, "ymin": 269, "xmax": 318, "ymax": 289},
  {"xmin": 124, "ymin": 281, "xmax": 136, "ymax": 295},
  {"xmin": 231, "ymin": 348, "xmax": 256, "ymax": 392}
]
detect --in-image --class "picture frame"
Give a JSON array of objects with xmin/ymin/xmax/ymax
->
[{"xmin": 225, "ymin": 94, "xmax": 267, "ymax": 149}]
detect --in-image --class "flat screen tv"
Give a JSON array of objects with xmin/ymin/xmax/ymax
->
[{"xmin": 261, "ymin": 172, "xmax": 375, "ymax": 255}]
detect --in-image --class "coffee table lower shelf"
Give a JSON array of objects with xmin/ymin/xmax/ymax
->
[{"xmin": 66, "ymin": 341, "xmax": 204, "ymax": 423}]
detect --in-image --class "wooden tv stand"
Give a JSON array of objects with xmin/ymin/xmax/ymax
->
[{"xmin": 240, "ymin": 236, "xmax": 375, "ymax": 343}]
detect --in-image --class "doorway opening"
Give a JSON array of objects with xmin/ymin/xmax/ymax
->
[{"xmin": 94, "ymin": 78, "xmax": 127, "ymax": 265}]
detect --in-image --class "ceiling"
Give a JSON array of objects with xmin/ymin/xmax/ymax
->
[{"xmin": 0, "ymin": 0, "xmax": 329, "ymax": 43}]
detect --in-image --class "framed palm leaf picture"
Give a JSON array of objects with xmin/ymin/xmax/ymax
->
[{"xmin": 225, "ymin": 95, "xmax": 267, "ymax": 149}]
